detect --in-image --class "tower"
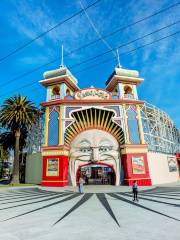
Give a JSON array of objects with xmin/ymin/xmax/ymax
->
[
  {"xmin": 39, "ymin": 63, "xmax": 79, "ymax": 186},
  {"xmin": 106, "ymin": 66, "xmax": 151, "ymax": 186}
]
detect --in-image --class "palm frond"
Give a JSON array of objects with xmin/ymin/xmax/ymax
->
[{"xmin": 0, "ymin": 95, "xmax": 38, "ymax": 130}]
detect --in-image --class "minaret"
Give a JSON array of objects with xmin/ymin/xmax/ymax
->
[
  {"xmin": 39, "ymin": 47, "xmax": 79, "ymax": 187},
  {"xmin": 105, "ymin": 63, "xmax": 145, "ymax": 145},
  {"xmin": 106, "ymin": 65, "xmax": 143, "ymax": 100},
  {"xmin": 105, "ymin": 63, "xmax": 151, "ymax": 186},
  {"xmin": 39, "ymin": 46, "xmax": 79, "ymax": 102}
]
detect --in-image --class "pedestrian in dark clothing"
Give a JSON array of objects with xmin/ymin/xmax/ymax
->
[
  {"xmin": 132, "ymin": 180, "xmax": 138, "ymax": 201},
  {"xmin": 78, "ymin": 177, "xmax": 85, "ymax": 193}
]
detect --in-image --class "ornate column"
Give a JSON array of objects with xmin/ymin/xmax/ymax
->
[
  {"xmin": 136, "ymin": 105, "xmax": 145, "ymax": 144},
  {"xmin": 59, "ymin": 105, "xmax": 63, "ymax": 145},
  {"xmin": 122, "ymin": 104, "xmax": 130, "ymax": 144},
  {"xmin": 44, "ymin": 106, "xmax": 49, "ymax": 146}
]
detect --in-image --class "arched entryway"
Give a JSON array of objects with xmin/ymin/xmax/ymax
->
[
  {"xmin": 69, "ymin": 129, "xmax": 122, "ymax": 187},
  {"xmin": 76, "ymin": 163, "xmax": 116, "ymax": 185},
  {"xmin": 64, "ymin": 107, "xmax": 125, "ymax": 187}
]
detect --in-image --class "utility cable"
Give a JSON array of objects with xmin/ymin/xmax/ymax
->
[
  {"xmin": 69, "ymin": 20, "xmax": 180, "ymax": 69},
  {"xmin": 1, "ymin": 29, "xmax": 179, "ymax": 98},
  {"xmin": 0, "ymin": 0, "xmax": 102, "ymax": 63},
  {"xmin": 0, "ymin": 0, "xmax": 178, "ymax": 66},
  {"xmin": 79, "ymin": 0, "xmax": 117, "ymax": 58},
  {"xmin": 74, "ymin": 30, "xmax": 180, "ymax": 74},
  {"xmin": 1, "ymin": 17, "xmax": 179, "ymax": 89}
]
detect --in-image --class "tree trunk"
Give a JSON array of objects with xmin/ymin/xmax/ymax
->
[{"xmin": 11, "ymin": 129, "xmax": 20, "ymax": 184}]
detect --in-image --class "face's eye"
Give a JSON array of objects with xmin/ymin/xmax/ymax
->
[
  {"xmin": 99, "ymin": 146, "xmax": 108, "ymax": 152},
  {"xmin": 80, "ymin": 147, "xmax": 91, "ymax": 153},
  {"xmin": 99, "ymin": 146, "xmax": 113, "ymax": 152}
]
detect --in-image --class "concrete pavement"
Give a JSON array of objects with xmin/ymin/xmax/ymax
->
[{"xmin": 0, "ymin": 183, "xmax": 180, "ymax": 240}]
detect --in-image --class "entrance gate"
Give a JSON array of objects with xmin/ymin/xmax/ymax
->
[{"xmin": 77, "ymin": 164, "xmax": 116, "ymax": 185}]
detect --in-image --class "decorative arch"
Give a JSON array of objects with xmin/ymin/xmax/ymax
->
[
  {"xmin": 65, "ymin": 88, "xmax": 74, "ymax": 100},
  {"xmin": 51, "ymin": 86, "xmax": 60, "ymax": 100},
  {"xmin": 124, "ymin": 85, "xmax": 132, "ymax": 94},
  {"xmin": 64, "ymin": 108, "xmax": 125, "ymax": 146},
  {"xmin": 124, "ymin": 85, "xmax": 134, "ymax": 99}
]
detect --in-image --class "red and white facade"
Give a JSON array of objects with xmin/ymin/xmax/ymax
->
[{"xmin": 38, "ymin": 65, "xmax": 179, "ymax": 187}]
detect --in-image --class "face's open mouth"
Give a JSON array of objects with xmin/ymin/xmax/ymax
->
[{"xmin": 69, "ymin": 157, "xmax": 120, "ymax": 186}]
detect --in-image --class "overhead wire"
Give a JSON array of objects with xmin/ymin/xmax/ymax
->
[
  {"xmin": 0, "ymin": 0, "xmax": 102, "ymax": 63},
  {"xmin": 0, "ymin": 2, "xmax": 179, "ymax": 88},
  {"xmin": 69, "ymin": 20, "xmax": 180, "ymax": 69},
  {"xmin": 74, "ymin": 30, "xmax": 180, "ymax": 75},
  {"xmin": 79, "ymin": 0, "xmax": 117, "ymax": 58},
  {"xmin": 1, "ymin": 28, "xmax": 180, "ymax": 98}
]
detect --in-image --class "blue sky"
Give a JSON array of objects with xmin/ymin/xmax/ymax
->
[{"xmin": 0, "ymin": 0, "xmax": 179, "ymax": 128}]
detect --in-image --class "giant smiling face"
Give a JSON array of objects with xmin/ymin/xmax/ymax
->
[{"xmin": 69, "ymin": 129, "xmax": 120, "ymax": 186}]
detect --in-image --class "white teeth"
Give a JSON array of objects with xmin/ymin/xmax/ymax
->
[{"xmin": 70, "ymin": 159, "xmax": 89, "ymax": 187}]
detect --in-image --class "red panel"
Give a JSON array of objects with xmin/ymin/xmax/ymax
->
[
  {"xmin": 41, "ymin": 155, "xmax": 69, "ymax": 187},
  {"xmin": 122, "ymin": 153, "xmax": 152, "ymax": 186}
]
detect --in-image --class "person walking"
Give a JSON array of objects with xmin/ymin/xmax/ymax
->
[
  {"xmin": 79, "ymin": 176, "xmax": 85, "ymax": 194},
  {"xmin": 132, "ymin": 180, "xmax": 138, "ymax": 201}
]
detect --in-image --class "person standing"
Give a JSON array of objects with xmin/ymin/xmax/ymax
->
[
  {"xmin": 132, "ymin": 180, "xmax": 138, "ymax": 201},
  {"xmin": 79, "ymin": 176, "xmax": 85, "ymax": 194}
]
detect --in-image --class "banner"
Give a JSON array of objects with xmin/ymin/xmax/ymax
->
[
  {"xmin": 167, "ymin": 157, "xmax": 177, "ymax": 172},
  {"xmin": 132, "ymin": 156, "xmax": 145, "ymax": 174},
  {"xmin": 47, "ymin": 159, "xmax": 59, "ymax": 176}
]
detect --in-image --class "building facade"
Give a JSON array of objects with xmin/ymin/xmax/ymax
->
[
  {"xmin": 36, "ymin": 64, "xmax": 180, "ymax": 187},
  {"xmin": 26, "ymin": 62, "xmax": 180, "ymax": 187}
]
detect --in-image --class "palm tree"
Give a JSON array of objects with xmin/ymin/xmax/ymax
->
[{"xmin": 0, "ymin": 95, "xmax": 38, "ymax": 183}]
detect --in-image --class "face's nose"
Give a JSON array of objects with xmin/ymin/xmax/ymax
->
[{"xmin": 92, "ymin": 148, "xmax": 99, "ymax": 162}]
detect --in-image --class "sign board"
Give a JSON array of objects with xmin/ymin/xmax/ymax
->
[
  {"xmin": 132, "ymin": 156, "xmax": 145, "ymax": 174},
  {"xmin": 46, "ymin": 159, "xmax": 59, "ymax": 176},
  {"xmin": 74, "ymin": 88, "xmax": 111, "ymax": 100},
  {"xmin": 167, "ymin": 157, "xmax": 177, "ymax": 172}
]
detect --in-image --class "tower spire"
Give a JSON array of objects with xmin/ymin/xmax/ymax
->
[
  {"xmin": 116, "ymin": 49, "xmax": 121, "ymax": 68},
  {"xmin": 60, "ymin": 45, "xmax": 64, "ymax": 67}
]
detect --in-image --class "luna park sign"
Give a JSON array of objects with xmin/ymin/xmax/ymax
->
[{"xmin": 74, "ymin": 88, "xmax": 111, "ymax": 100}]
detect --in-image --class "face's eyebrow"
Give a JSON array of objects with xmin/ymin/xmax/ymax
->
[
  {"xmin": 98, "ymin": 139, "xmax": 112, "ymax": 146},
  {"xmin": 77, "ymin": 139, "xmax": 91, "ymax": 147}
]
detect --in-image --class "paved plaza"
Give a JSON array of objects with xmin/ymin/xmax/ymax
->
[{"xmin": 0, "ymin": 183, "xmax": 180, "ymax": 240}]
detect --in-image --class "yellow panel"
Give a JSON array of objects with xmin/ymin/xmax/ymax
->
[
  {"xmin": 136, "ymin": 105, "xmax": 145, "ymax": 144},
  {"xmin": 81, "ymin": 111, "xmax": 87, "ymax": 129},
  {"xmin": 59, "ymin": 105, "xmax": 63, "ymax": 145},
  {"xmin": 122, "ymin": 104, "xmax": 130, "ymax": 144},
  {"xmin": 44, "ymin": 107, "xmax": 49, "ymax": 146},
  {"xmin": 86, "ymin": 109, "xmax": 90, "ymax": 127},
  {"xmin": 100, "ymin": 110, "xmax": 106, "ymax": 128}
]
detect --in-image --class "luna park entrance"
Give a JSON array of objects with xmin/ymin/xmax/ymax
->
[{"xmin": 78, "ymin": 164, "xmax": 115, "ymax": 185}]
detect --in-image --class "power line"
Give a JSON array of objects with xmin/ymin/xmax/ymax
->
[
  {"xmin": 101, "ymin": 2, "xmax": 180, "ymax": 43},
  {"xmin": 1, "ymin": 29, "xmax": 179, "ymax": 98},
  {"xmin": 1, "ymin": 21, "xmax": 180, "ymax": 93},
  {"xmin": 1, "ymin": 5, "xmax": 180, "ymax": 88},
  {"xmin": 1, "ymin": 2, "xmax": 179, "ymax": 88},
  {"xmin": 0, "ymin": 0, "xmax": 102, "ymax": 63},
  {"xmin": 74, "ymin": 30, "xmax": 180, "ymax": 74},
  {"xmin": 69, "ymin": 20, "xmax": 180, "ymax": 69},
  {"xmin": 79, "ymin": 0, "xmax": 116, "ymax": 58}
]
